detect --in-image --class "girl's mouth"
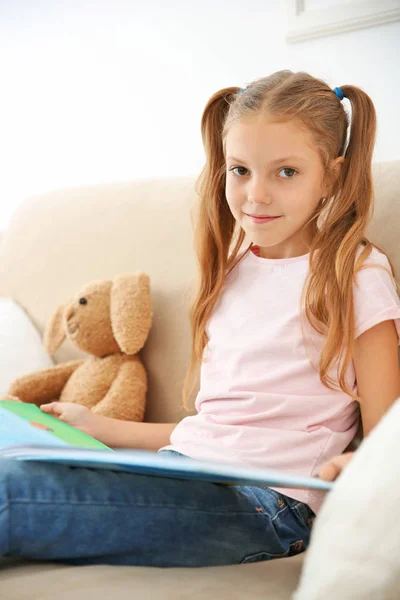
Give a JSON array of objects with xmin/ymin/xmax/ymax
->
[{"xmin": 246, "ymin": 215, "xmax": 281, "ymax": 224}]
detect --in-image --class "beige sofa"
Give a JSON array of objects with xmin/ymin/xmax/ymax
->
[{"xmin": 0, "ymin": 161, "xmax": 399, "ymax": 599}]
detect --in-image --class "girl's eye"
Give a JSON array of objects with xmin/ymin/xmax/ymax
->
[
  {"xmin": 278, "ymin": 167, "xmax": 297, "ymax": 179},
  {"xmin": 229, "ymin": 166, "xmax": 298, "ymax": 179},
  {"xmin": 229, "ymin": 166, "xmax": 248, "ymax": 177}
]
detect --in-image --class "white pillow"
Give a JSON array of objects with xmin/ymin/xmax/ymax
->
[
  {"xmin": 293, "ymin": 395, "xmax": 400, "ymax": 600},
  {"xmin": 0, "ymin": 298, "xmax": 54, "ymax": 396}
]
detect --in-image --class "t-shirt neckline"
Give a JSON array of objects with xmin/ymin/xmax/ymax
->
[{"xmin": 248, "ymin": 245, "xmax": 311, "ymax": 265}]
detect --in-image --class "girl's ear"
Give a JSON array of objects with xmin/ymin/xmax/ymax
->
[
  {"xmin": 332, "ymin": 156, "xmax": 345, "ymax": 180},
  {"xmin": 322, "ymin": 156, "xmax": 345, "ymax": 197}
]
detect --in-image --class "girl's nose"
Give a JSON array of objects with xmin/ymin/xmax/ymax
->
[
  {"xmin": 249, "ymin": 193, "xmax": 272, "ymax": 204},
  {"xmin": 248, "ymin": 179, "xmax": 272, "ymax": 204}
]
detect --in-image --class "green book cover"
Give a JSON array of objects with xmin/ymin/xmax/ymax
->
[{"xmin": 0, "ymin": 400, "xmax": 111, "ymax": 450}]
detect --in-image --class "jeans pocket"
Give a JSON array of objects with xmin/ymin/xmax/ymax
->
[
  {"xmin": 265, "ymin": 487, "xmax": 316, "ymax": 530},
  {"xmin": 284, "ymin": 496, "xmax": 316, "ymax": 530},
  {"xmin": 240, "ymin": 540, "xmax": 305, "ymax": 564}
]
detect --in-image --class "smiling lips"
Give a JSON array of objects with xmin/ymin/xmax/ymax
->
[{"xmin": 246, "ymin": 214, "xmax": 281, "ymax": 223}]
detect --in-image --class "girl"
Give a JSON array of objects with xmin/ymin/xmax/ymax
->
[{"xmin": 2, "ymin": 70, "xmax": 400, "ymax": 567}]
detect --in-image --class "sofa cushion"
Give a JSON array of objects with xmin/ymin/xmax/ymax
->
[
  {"xmin": 0, "ymin": 298, "xmax": 54, "ymax": 396},
  {"xmin": 0, "ymin": 553, "xmax": 304, "ymax": 600}
]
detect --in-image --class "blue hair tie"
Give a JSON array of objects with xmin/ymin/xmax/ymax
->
[
  {"xmin": 333, "ymin": 86, "xmax": 344, "ymax": 101},
  {"xmin": 237, "ymin": 88, "xmax": 246, "ymax": 95}
]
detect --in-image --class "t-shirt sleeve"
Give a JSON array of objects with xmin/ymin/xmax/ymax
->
[{"xmin": 353, "ymin": 248, "xmax": 400, "ymax": 344}]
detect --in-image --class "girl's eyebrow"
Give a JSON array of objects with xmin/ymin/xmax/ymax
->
[{"xmin": 226, "ymin": 155, "xmax": 307, "ymax": 164}]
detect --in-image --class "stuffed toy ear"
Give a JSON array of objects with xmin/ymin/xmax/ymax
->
[
  {"xmin": 110, "ymin": 273, "xmax": 152, "ymax": 355},
  {"xmin": 43, "ymin": 303, "xmax": 67, "ymax": 356}
]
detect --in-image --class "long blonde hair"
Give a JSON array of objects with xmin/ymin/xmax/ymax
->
[{"xmin": 182, "ymin": 70, "xmax": 399, "ymax": 410}]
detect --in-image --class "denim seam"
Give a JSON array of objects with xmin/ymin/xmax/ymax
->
[
  {"xmin": 243, "ymin": 487, "xmax": 288, "ymax": 523},
  {"xmin": 246, "ymin": 487, "xmax": 312, "ymax": 532},
  {"xmin": 241, "ymin": 538, "xmax": 303, "ymax": 563},
  {"xmin": 260, "ymin": 487, "xmax": 299, "ymax": 522},
  {"xmin": 9, "ymin": 499, "xmax": 264, "ymax": 516},
  {"xmin": 290, "ymin": 502, "xmax": 312, "ymax": 528}
]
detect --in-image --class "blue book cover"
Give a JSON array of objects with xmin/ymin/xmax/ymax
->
[{"xmin": 0, "ymin": 400, "xmax": 334, "ymax": 492}]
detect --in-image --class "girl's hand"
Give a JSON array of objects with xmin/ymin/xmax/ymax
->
[
  {"xmin": 40, "ymin": 402, "xmax": 97, "ymax": 437},
  {"xmin": 318, "ymin": 451, "xmax": 355, "ymax": 481}
]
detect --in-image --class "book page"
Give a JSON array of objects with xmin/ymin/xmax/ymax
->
[{"xmin": 0, "ymin": 406, "xmax": 69, "ymax": 449}]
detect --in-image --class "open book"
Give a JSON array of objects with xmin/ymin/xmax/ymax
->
[{"xmin": 0, "ymin": 400, "xmax": 334, "ymax": 492}]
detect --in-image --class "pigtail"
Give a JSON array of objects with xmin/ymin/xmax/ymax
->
[
  {"xmin": 303, "ymin": 85, "xmax": 379, "ymax": 400},
  {"xmin": 181, "ymin": 87, "xmax": 245, "ymax": 410},
  {"xmin": 331, "ymin": 85, "xmax": 376, "ymax": 232}
]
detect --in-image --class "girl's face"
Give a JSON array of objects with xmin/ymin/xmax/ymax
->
[{"xmin": 225, "ymin": 115, "xmax": 343, "ymax": 259}]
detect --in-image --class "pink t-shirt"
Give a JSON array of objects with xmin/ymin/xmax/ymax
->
[{"xmin": 159, "ymin": 244, "xmax": 400, "ymax": 514}]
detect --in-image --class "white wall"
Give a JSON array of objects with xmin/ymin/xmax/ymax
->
[{"xmin": 0, "ymin": 0, "xmax": 399, "ymax": 229}]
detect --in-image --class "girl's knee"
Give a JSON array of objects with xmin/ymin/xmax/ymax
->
[
  {"xmin": 1, "ymin": 457, "xmax": 29, "ymax": 476},
  {"xmin": 0, "ymin": 458, "xmax": 36, "ymax": 494}
]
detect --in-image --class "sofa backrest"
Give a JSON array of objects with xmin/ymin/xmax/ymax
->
[{"xmin": 0, "ymin": 162, "xmax": 399, "ymax": 423}]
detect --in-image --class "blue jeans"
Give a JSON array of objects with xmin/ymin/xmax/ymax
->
[{"xmin": 0, "ymin": 450, "xmax": 316, "ymax": 567}]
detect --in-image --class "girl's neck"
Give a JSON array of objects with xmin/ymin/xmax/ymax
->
[{"xmin": 250, "ymin": 245, "xmax": 311, "ymax": 265}]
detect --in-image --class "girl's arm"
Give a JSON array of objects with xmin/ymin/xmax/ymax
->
[
  {"xmin": 352, "ymin": 319, "xmax": 400, "ymax": 437},
  {"xmin": 319, "ymin": 319, "xmax": 400, "ymax": 481},
  {"xmin": 40, "ymin": 402, "xmax": 178, "ymax": 451},
  {"xmin": 93, "ymin": 416, "xmax": 178, "ymax": 450}
]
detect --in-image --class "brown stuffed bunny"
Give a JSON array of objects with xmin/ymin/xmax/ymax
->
[{"xmin": 5, "ymin": 273, "xmax": 152, "ymax": 422}]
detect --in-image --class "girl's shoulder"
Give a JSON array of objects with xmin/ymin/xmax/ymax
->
[
  {"xmin": 353, "ymin": 244, "xmax": 400, "ymax": 341},
  {"xmin": 354, "ymin": 243, "xmax": 393, "ymax": 274},
  {"xmin": 353, "ymin": 243, "xmax": 399, "ymax": 301}
]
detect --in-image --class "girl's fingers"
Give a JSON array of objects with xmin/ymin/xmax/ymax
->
[
  {"xmin": 40, "ymin": 402, "xmax": 63, "ymax": 415},
  {"xmin": 318, "ymin": 452, "xmax": 354, "ymax": 481},
  {"xmin": 318, "ymin": 462, "xmax": 339, "ymax": 481}
]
